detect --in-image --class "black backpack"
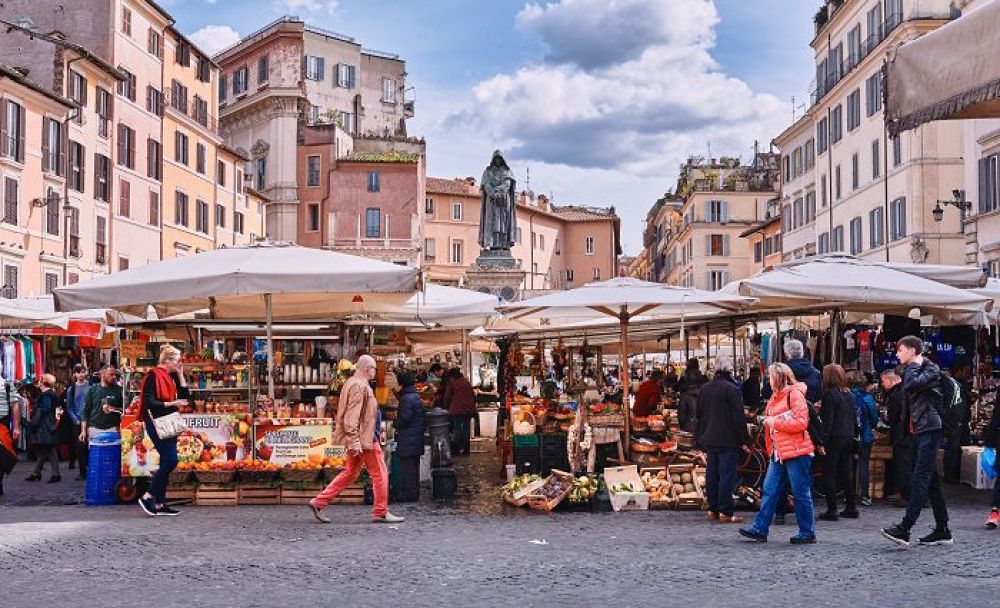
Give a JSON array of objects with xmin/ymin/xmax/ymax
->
[
  {"xmin": 786, "ymin": 393, "xmax": 825, "ymax": 447},
  {"xmin": 938, "ymin": 376, "xmax": 963, "ymax": 433}
]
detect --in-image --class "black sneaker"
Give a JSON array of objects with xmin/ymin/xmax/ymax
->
[
  {"xmin": 24, "ymin": 475, "xmax": 40, "ymax": 482},
  {"xmin": 47, "ymin": 475, "xmax": 61, "ymax": 483},
  {"xmin": 918, "ymin": 527, "xmax": 954, "ymax": 546},
  {"xmin": 138, "ymin": 496, "xmax": 157, "ymax": 517},
  {"xmin": 156, "ymin": 506, "xmax": 180, "ymax": 517},
  {"xmin": 839, "ymin": 510, "xmax": 860, "ymax": 519},
  {"xmin": 880, "ymin": 525, "xmax": 910, "ymax": 547},
  {"xmin": 738, "ymin": 528, "xmax": 767, "ymax": 543},
  {"xmin": 817, "ymin": 511, "xmax": 839, "ymax": 521},
  {"xmin": 790, "ymin": 535, "xmax": 817, "ymax": 544}
]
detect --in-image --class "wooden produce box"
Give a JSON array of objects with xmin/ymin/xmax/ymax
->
[
  {"xmin": 280, "ymin": 481, "xmax": 365, "ymax": 505},
  {"xmin": 605, "ymin": 465, "xmax": 650, "ymax": 511},
  {"xmin": 238, "ymin": 484, "xmax": 282, "ymax": 505},
  {"xmin": 526, "ymin": 470, "xmax": 574, "ymax": 512},
  {"xmin": 503, "ymin": 477, "xmax": 547, "ymax": 507},
  {"xmin": 669, "ymin": 464, "xmax": 705, "ymax": 509},
  {"xmin": 195, "ymin": 483, "xmax": 238, "ymax": 506},
  {"xmin": 165, "ymin": 483, "xmax": 196, "ymax": 503},
  {"xmin": 639, "ymin": 467, "xmax": 673, "ymax": 510}
]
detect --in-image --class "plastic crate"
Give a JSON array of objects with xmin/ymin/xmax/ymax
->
[{"xmin": 513, "ymin": 434, "xmax": 540, "ymax": 448}]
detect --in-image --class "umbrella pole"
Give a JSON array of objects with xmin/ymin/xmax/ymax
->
[
  {"xmin": 620, "ymin": 310, "xmax": 631, "ymax": 459},
  {"xmin": 830, "ymin": 309, "xmax": 840, "ymax": 365},
  {"xmin": 265, "ymin": 293, "xmax": 274, "ymax": 399}
]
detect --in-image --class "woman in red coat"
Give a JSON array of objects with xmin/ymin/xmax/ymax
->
[
  {"xmin": 739, "ymin": 362, "xmax": 816, "ymax": 544},
  {"xmin": 444, "ymin": 368, "xmax": 477, "ymax": 456}
]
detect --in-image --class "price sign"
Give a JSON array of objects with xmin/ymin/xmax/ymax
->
[{"xmin": 120, "ymin": 340, "xmax": 147, "ymax": 361}]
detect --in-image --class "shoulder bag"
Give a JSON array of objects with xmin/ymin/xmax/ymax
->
[{"xmin": 149, "ymin": 408, "xmax": 187, "ymax": 439}]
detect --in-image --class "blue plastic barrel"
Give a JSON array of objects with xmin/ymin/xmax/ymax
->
[{"xmin": 85, "ymin": 431, "xmax": 122, "ymax": 506}]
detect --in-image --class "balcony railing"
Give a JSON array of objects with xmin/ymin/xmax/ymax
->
[
  {"xmin": 809, "ymin": 11, "xmax": 940, "ymax": 107},
  {"xmin": 163, "ymin": 89, "xmax": 218, "ymax": 133}
]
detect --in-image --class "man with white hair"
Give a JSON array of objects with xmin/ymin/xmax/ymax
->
[
  {"xmin": 695, "ymin": 355, "xmax": 751, "ymax": 523},
  {"xmin": 761, "ymin": 339, "xmax": 822, "ymax": 404},
  {"xmin": 310, "ymin": 355, "xmax": 403, "ymax": 524}
]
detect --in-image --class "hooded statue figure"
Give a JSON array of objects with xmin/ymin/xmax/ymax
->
[{"xmin": 479, "ymin": 151, "xmax": 517, "ymax": 251}]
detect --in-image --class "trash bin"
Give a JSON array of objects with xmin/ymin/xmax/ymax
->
[{"xmin": 85, "ymin": 431, "xmax": 121, "ymax": 506}]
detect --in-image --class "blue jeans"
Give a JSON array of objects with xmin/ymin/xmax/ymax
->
[
  {"xmin": 450, "ymin": 414, "xmax": 473, "ymax": 455},
  {"xmin": 901, "ymin": 431, "xmax": 948, "ymax": 531},
  {"xmin": 145, "ymin": 418, "xmax": 179, "ymax": 505},
  {"xmin": 750, "ymin": 455, "xmax": 815, "ymax": 539},
  {"xmin": 706, "ymin": 447, "xmax": 740, "ymax": 516}
]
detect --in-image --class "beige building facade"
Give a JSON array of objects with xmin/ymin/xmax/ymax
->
[{"xmin": 776, "ymin": 0, "xmax": 965, "ymax": 265}]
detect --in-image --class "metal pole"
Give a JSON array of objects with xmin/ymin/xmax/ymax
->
[
  {"xmin": 265, "ymin": 293, "xmax": 275, "ymax": 399},
  {"xmin": 705, "ymin": 324, "xmax": 710, "ymax": 369},
  {"xmin": 620, "ymin": 309, "xmax": 631, "ymax": 457},
  {"xmin": 831, "ymin": 309, "xmax": 840, "ymax": 364},
  {"xmin": 775, "ymin": 316, "xmax": 782, "ymax": 362},
  {"xmin": 730, "ymin": 317, "xmax": 738, "ymax": 374}
]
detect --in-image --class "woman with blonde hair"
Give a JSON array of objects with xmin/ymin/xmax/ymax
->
[
  {"xmin": 25, "ymin": 374, "xmax": 62, "ymax": 483},
  {"xmin": 137, "ymin": 344, "xmax": 189, "ymax": 517},
  {"xmin": 739, "ymin": 362, "xmax": 816, "ymax": 544}
]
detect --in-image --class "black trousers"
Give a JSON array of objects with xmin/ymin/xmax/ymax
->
[
  {"xmin": 396, "ymin": 455, "xmax": 420, "ymax": 502},
  {"xmin": 822, "ymin": 437, "xmax": 857, "ymax": 513},
  {"xmin": 69, "ymin": 423, "xmax": 87, "ymax": 474},
  {"xmin": 892, "ymin": 440, "xmax": 913, "ymax": 499}
]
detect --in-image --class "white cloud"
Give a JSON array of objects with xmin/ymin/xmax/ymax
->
[
  {"xmin": 274, "ymin": 0, "xmax": 338, "ymax": 14},
  {"xmin": 434, "ymin": 0, "xmax": 788, "ymax": 251},
  {"xmin": 189, "ymin": 25, "xmax": 242, "ymax": 56}
]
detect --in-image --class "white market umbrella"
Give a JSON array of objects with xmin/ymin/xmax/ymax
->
[
  {"xmin": 495, "ymin": 277, "xmax": 756, "ymax": 449},
  {"xmin": 54, "ymin": 242, "xmax": 419, "ymax": 397},
  {"xmin": 722, "ymin": 255, "xmax": 991, "ymax": 320},
  {"xmin": 0, "ymin": 298, "xmax": 71, "ymax": 330},
  {"xmin": 344, "ymin": 283, "xmax": 499, "ymax": 329}
]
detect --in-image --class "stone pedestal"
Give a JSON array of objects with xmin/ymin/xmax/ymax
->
[{"xmin": 464, "ymin": 251, "xmax": 526, "ymax": 302}]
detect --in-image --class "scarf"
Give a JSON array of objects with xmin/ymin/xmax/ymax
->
[{"xmin": 141, "ymin": 367, "xmax": 177, "ymax": 418}]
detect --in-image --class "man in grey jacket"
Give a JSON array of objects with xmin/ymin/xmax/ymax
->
[{"xmin": 881, "ymin": 336, "xmax": 952, "ymax": 547}]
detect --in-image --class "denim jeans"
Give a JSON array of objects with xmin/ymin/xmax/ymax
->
[
  {"xmin": 706, "ymin": 447, "xmax": 740, "ymax": 516},
  {"xmin": 901, "ymin": 431, "xmax": 948, "ymax": 531},
  {"xmin": 145, "ymin": 418, "xmax": 179, "ymax": 506},
  {"xmin": 450, "ymin": 414, "xmax": 473, "ymax": 455},
  {"xmin": 750, "ymin": 455, "xmax": 815, "ymax": 539},
  {"xmin": 857, "ymin": 441, "xmax": 872, "ymax": 499}
]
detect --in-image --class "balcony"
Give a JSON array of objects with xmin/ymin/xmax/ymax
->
[
  {"xmin": 163, "ymin": 89, "xmax": 218, "ymax": 134},
  {"xmin": 809, "ymin": 11, "xmax": 947, "ymax": 107}
]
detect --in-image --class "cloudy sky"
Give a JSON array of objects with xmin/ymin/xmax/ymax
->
[{"xmin": 165, "ymin": 0, "xmax": 816, "ymax": 254}]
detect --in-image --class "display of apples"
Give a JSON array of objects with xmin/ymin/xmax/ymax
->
[{"xmin": 237, "ymin": 459, "xmax": 280, "ymax": 472}]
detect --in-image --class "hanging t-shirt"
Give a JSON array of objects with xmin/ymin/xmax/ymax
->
[
  {"xmin": 925, "ymin": 329, "xmax": 957, "ymax": 369},
  {"xmin": 13, "ymin": 340, "xmax": 24, "ymax": 381},
  {"xmin": 33, "ymin": 339, "xmax": 43, "ymax": 378}
]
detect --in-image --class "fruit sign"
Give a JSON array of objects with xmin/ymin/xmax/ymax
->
[
  {"xmin": 253, "ymin": 419, "xmax": 338, "ymax": 465},
  {"xmin": 119, "ymin": 413, "xmax": 252, "ymax": 477}
]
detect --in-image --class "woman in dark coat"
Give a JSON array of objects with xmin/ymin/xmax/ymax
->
[
  {"xmin": 25, "ymin": 374, "xmax": 61, "ymax": 483},
  {"xmin": 817, "ymin": 364, "xmax": 859, "ymax": 521},
  {"xmin": 393, "ymin": 373, "xmax": 425, "ymax": 502},
  {"xmin": 444, "ymin": 368, "xmax": 477, "ymax": 456},
  {"xmin": 676, "ymin": 358, "xmax": 707, "ymax": 432}
]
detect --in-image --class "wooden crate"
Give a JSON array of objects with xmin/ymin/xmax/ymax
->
[
  {"xmin": 526, "ymin": 470, "xmax": 574, "ymax": 512},
  {"xmin": 165, "ymin": 484, "xmax": 196, "ymax": 503},
  {"xmin": 195, "ymin": 483, "xmax": 238, "ymax": 506},
  {"xmin": 280, "ymin": 481, "xmax": 365, "ymax": 505},
  {"xmin": 675, "ymin": 497, "xmax": 706, "ymax": 510},
  {"xmin": 238, "ymin": 484, "xmax": 282, "ymax": 505}
]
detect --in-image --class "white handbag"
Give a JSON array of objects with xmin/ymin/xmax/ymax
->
[{"xmin": 149, "ymin": 410, "xmax": 188, "ymax": 439}]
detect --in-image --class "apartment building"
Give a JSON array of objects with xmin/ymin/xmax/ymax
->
[
  {"xmin": 216, "ymin": 17, "xmax": 414, "ymax": 244},
  {"xmin": 642, "ymin": 196, "xmax": 684, "ymax": 283},
  {"xmin": 740, "ymin": 198, "xmax": 783, "ymax": 271},
  {"xmin": 162, "ymin": 26, "xmax": 223, "ymax": 258},
  {"xmin": 0, "ymin": 66, "xmax": 76, "ymax": 297},
  {"xmin": 776, "ymin": 0, "xmax": 964, "ymax": 265},
  {"xmin": 0, "ymin": 22, "xmax": 128, "ymax": 292},
  {"xmin": 423, "ymin": 177, "xmax": 621, "ymax": 291},
  {"xmin": 957, "ymin": 0, "xmax": 1000, "ymax": 273},
  {"xmin": 661, "ymin": 156, "xmax": 779, "ymax": 290}
]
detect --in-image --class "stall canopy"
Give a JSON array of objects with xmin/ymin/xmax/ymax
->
[
  {"xmin": 494, "ymin": 277, "xmax": 756, "ymax": 449},
  {"xmin": 346, "ymin": 283, "xmax": 499, "ymax": 329},
  {"xmin": 871, "ymin": 260, "xmax": 988, "ymax": 289},
  {"xmin": 722, "ymin": 256, "xmax": 992, "ymax": 321},
  {"xmin": 53, "ymin": 242, "xmax": 419, "ymax": 320},
  {"xmin": 0, "ymin": 296, "xmax": 113, "ymax": 334},
  {"xmin": 886, "ymin": 0, "xmax": 1000, "ymax": 136}
]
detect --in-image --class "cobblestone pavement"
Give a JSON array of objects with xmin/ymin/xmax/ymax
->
[{"xmin": 2, "ymin": 448, "xmax": 998, "ymax": 608}]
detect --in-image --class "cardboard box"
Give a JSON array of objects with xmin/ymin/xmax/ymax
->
[
  {"xmin": 961, "ymin": 446, "xmax": 994, "ymax": 490},
  {"xmin": 605, "ymin": 465, "xmax": 649, "ymax": 511}
]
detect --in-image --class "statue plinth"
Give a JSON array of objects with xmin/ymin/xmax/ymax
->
[{"xmin": 465, "ymin": 250, "xmax": 526, "ymax": 302}]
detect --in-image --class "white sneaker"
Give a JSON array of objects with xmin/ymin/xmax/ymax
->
[{"xmin": 373, "ymin": 512, "xmax": 405, "ymax": 523}]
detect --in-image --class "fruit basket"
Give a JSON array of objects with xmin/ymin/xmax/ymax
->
[
  {"xmin": 501, "ymin": 474, "xmax": 546, "ymax": 507},
  {"xmin": 631, "ymin": 438, "xmax": 658, "ymax": 453},
  {"xmin": 194, "ymin": 469, "xmax": 237, "ymax": 484},
  {"xmin": 168, "ymin": 469, "xmax": 191, "ymax": 484}
]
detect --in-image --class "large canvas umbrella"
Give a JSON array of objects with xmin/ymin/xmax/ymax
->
[
  {"xmin": 347, "ymin": 283, "xmax": 499, "ymax": 329},
  {"xmin": 54, "ymin": 242, "xmax": 419, "ymax": 396},
  {"xmin": 495, "ymin": 277, "xmax": 756, "ymax": 449}
]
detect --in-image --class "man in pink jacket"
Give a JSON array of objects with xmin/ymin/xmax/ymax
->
[{"xmin": 310, "ymin": 355, "xmax": 404, "ymax": 524}]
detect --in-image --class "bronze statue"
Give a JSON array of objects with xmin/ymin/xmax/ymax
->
[{"xmin": 478, "ymin": 150, "xmax": 517, "ymax": 252}]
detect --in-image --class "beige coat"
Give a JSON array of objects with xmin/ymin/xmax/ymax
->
[{"xmin": 333, "ymin": 375, "xmax": 378, "ymax": 450}]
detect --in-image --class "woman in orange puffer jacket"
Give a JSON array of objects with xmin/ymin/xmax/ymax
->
[{"xmin": 739, "ymin": 362, "xmax": 817, "ymax": 544}]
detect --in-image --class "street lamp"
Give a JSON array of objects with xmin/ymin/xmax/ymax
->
[{"xmin": 933, "ymin": 189, "xmax": 971, "ymax": 222}]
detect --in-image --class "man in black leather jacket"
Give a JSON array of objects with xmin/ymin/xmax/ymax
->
[{"xmin": 881, "ymin": 336, "xmax": 952, "ymax": 547}]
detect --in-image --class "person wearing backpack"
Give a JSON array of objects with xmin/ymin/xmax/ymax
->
[
  {"xmin": 849, "ymin": 371, "xmax": 879, "ymax": 507},
  {"xmin": 942, "ymin": 363, "xmax": 972, "ymax": 484},
  {"xmin": 881, "ymin": 336, "xmax": 952, "ymax": 547},
  {"xmin": 817, "ymin": 364, "xmax": 858, "ymax": 521}
]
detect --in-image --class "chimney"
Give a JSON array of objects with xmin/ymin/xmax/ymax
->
[
  {"xmin": 464, "ymin": 176, "xmax": 476, "ymax": 186},
  {"xmin": 537, "ymin": 194, "xmax": 550, "ymax": 212}
]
